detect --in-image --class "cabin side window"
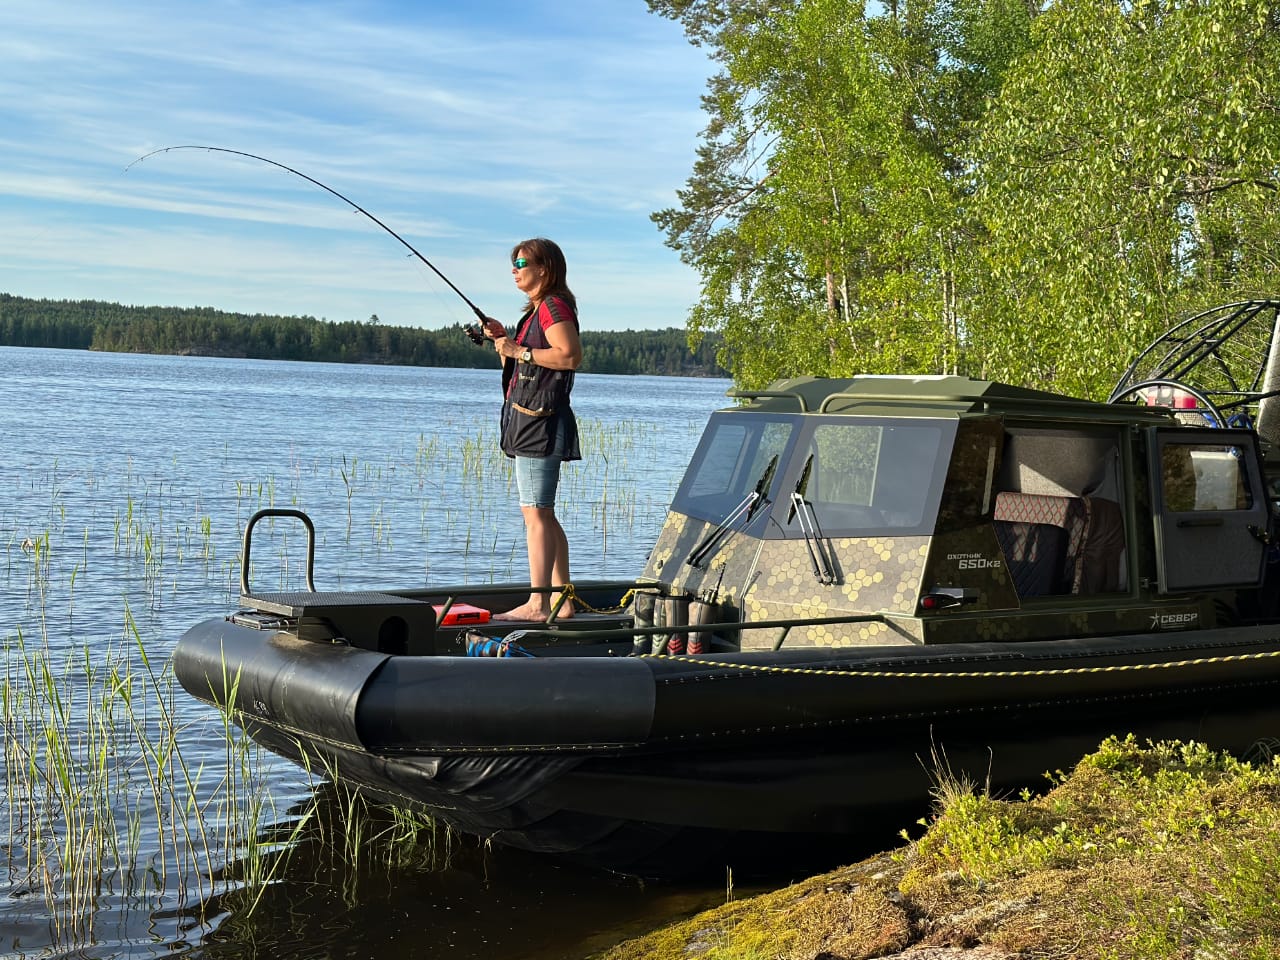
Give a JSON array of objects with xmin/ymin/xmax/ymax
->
[
  {"xmin": 673, "ymin": 414, "xmax": 796, "ymax": 523},
  {"xmin": 1149, "ymin": 428, "xmax": 1269, "ymax": 593},
  {"xmin": 1160, "ymin": 444, "xmax": 1254, "ymax": 512},
  {"xmin": 991, "ymin": 427, "xmax": 1128, "ymax": 596},
  {"xmin": 780, "ymin": 418, "xmax": 953, "ymax": 536}
]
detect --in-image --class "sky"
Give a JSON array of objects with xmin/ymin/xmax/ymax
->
[{"xmin": 1, "ymin": 2, "xmax": 713, "ymax": 331}]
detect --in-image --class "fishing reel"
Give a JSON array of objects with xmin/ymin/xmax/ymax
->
[{"xmin": 464, "ymin": 324, "xmax": 489, "ymax": 345}]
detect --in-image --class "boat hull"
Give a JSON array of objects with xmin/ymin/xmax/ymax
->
[{"xmin": 174, "ymin": 616, "xmax": 1280, "ymax": 875}]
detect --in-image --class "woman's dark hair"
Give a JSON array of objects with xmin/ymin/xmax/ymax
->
[{"xmin": 512, "ymin": 237, "xmax": 577, "ymax": 314}]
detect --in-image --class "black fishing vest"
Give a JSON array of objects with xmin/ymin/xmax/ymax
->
[{"xmin": 499, "ymin": 297, "xmax": 581, "ymax": 461}]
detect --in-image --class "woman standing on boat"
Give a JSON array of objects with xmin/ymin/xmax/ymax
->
[{"xmin": 481, "ymin": 238, "xmax": 583, "ymax": 621}]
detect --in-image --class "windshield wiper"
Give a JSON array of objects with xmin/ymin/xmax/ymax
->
[
  {"xmin": 687, "ymin": 454, "xmax": 778, "ymax": 568},
  {"xmin": 787, "ymin": 454, "xmax": 836, "ymax": 584}
]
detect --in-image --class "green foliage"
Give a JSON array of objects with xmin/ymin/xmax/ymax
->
[
  {"xmin": 653, "ymin": 0, "xmax": 1280, "ymax": 398},
  {"xmin": 969, "ymin": 0, "xmax": 1280, "ymax": 397},
  {"xmin": 0, "ymin": 294, "xmax": 728, "ymax": 377},
  {"xmin": 652, "ymin": 0, "xmax": 1019, "ymax": 387}
]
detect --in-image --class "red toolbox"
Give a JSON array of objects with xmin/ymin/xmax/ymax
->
[{"xmin": 433, "ymin": 602, "xmax": 491, "ymax": 626}]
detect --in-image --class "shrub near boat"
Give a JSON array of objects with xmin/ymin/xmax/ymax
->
[{"xmin": 174, "ymin": 300, "xmax": 1280, "ymax": 877}]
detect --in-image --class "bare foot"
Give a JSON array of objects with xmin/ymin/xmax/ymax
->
[{"xmin": 492, "ymin": 603, "xmax": 549, "ymax": 622}]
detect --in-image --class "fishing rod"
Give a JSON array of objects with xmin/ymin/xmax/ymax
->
[{"xmin": 127, "ymin": 144, "xmax": 489, "ymax": 321}]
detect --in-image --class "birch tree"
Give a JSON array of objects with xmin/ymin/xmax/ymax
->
[{"xmin": 969, "ymin": 0, "xmax": 1280, "ymax": 398}]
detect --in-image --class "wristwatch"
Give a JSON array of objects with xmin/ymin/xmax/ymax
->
[{"xmin": 520, "ymin": 348, "xmax": 533, "ymax": 364}]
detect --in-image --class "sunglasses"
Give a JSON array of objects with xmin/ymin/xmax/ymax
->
[{"xmin": 512, "ymin": 257, "xmax": 530, "ymax": 269}]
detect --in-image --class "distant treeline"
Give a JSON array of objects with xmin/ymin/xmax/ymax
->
[{"xmin": 0, "ymin": 294, "xmax": 729, "ymax": 377}]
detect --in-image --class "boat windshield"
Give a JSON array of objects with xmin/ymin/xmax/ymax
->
[
  {"xmin": 778, "ymin": 419, "xmax": 953, "ymax": 536},
  {"xmin": 671, "ymin": 413, "xmax": 796, "ymax": 525},
  {"xmin": 672, "ymin": 412, "xmax": 955, "ymax": 537}
]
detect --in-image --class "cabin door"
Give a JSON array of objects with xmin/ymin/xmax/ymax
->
[{"xmin": 1148, "ymin": 427, "xmax": 1270, "ymax": 593}]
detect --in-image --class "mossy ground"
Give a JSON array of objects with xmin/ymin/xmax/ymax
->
[{"xmin": 595, "ymin": 736, "xmax": 1280, "ymax": 960}]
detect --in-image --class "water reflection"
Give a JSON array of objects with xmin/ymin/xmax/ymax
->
[{"xmin": 191, "ymin": 788, "xmax": 734, "ymax": 960}]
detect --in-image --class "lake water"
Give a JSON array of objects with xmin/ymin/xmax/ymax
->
[{"xmin": 0, "ymin": 346, "xmax": 738, "ymax": 959}]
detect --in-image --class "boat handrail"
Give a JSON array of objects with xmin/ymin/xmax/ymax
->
[
  {"xmin": 728, "ymin": 389, "xmax": 810, "ymax": 412},
  {"xmin": 414, "ymin": 580, "xmax": 656, "ymax": 624},
  {"xmin": 817, "ymin": 390, "xmax": 1172, "ymax": 422},
  {"xmin": 399, "ymin": 580, "xmax": 653, "ymax": 605},
  {"xmin": 734, "ymin": 385, "xmax": 1178, "ymax": 422},
  {"xmin": 502, "ymin": 612, "xmax": 890, "ymax": 651},
  {"xmin": 241, "ymin": 508, "xmax": 316, "ymax": 596}
]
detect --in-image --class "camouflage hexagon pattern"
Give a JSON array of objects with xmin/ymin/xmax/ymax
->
[{"xmin": 642, "ymin": 510, "xmax": 933, "ymax": 649}]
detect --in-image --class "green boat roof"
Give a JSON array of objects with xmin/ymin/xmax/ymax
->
[{"xmin": 729, "ymin": 374, "xmax": 1176, "ymax": 425}]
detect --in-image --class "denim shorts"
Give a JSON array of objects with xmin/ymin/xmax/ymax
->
[{"xmin": 514, "ymin": 455, "xmax": 562, "ymax": 508}]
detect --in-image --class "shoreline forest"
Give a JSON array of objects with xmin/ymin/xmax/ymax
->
[{"xmin": 0, "ymin": 292, "xmax": 729, "ymax": 378}]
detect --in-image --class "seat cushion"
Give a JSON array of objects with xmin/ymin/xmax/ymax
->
[{"xmin": 994, "ymin": 520, "xmax": 1067, "ymax": 598}]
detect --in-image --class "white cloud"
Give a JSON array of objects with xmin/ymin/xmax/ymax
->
[{"xmin": 0, "ymin": 0, "xmax": 710, "ymax": 330}]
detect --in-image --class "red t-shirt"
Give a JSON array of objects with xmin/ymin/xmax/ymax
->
[
  {"xmin": 503, "ymin": 295, "xmax": 578, "ymax": 400},
  {"xmin": 517, "ymin": 295, "xmax": 577, "ymax": 344}
]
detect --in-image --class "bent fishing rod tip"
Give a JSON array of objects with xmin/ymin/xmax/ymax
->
[{"xmin": 123, "ymin": 144, "xmax": 490, "ymax": 320}]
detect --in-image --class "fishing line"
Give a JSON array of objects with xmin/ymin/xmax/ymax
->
[{"xmin": 126, "ymin": 145, "xmax": 488, "ymax": 320}]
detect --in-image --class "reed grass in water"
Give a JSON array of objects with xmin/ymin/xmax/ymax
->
[
  {"xmin": 0, "ymin": 610, "xmax": 299, "ymax": 946},
  {"xmin": 0, "ymin": 401, "xmax": 698, "ymax": 952}
]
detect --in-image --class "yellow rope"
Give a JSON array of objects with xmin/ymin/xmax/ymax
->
[
  {"xmin": 555, "ymin": 583, "xmax": 654, "ymax": 616},
  {"xmin": 641, "ymin": 647, "xmax": 1280, "ymax": 679}
]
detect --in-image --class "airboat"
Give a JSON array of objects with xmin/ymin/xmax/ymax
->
[{"xmin": 174, "ymin": 300, "xmax": 1280, "ymax": 876}]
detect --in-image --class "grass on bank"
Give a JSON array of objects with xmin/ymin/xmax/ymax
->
[{"xmin": 596, "ymin": 735, "xmax": 1280, "ymax": 960}]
